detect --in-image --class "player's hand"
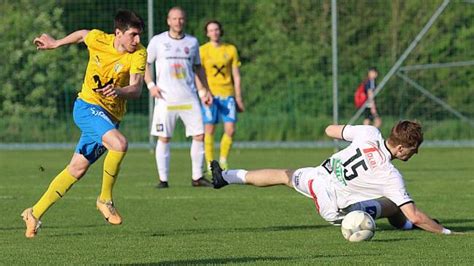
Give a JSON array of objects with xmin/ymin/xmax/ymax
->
[
  {"xmin": 236, "ymin": 96, "xmax": 245, "ymax": 112},
  {"xmin": 96, "ymin": 84, "xmax": 119, "ymax": 98},
  {"xmin": 149, "ymin": 86, "xmax": 163, "ymax": 99},
  {"xmin": 33, "ymin": 34, "xmax": 58, "ymax": 50},
  {"xmin": 199, "ymin": 90, "xmax": 213, "ymax": 106}
]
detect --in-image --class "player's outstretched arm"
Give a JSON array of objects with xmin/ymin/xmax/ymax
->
[
  {"xmin": 400, "ymin": 202, "xmax": 453, "ymax": 234},
  {"xmin": 325, "ymin": 125, "xmax": 345, "ymax": 140},
  {"xmin": 34, "ymin": 30, "xmax": 89, "ymax": 50}
]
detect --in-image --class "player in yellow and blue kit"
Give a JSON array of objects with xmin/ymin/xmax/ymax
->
[
  {"xmin": 200, "ymin": 20, "xmax": 244, "ymax": 170},
  {"xmin": 21, "ymin": 10, "xmax": 147, "ymax": 238}
]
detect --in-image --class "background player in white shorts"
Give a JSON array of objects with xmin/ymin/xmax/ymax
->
[
  {"xmin": 211, "ymin": 121, "xmax": 455, "ymax": 235},
  {"xmin": 145, "ymin": 7, "xmax": 213, "ymax": 188}
]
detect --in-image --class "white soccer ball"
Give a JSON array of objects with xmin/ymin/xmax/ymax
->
[{"xmin": 341, "ymin": 210, "xmax": 376, "ymax": 242}]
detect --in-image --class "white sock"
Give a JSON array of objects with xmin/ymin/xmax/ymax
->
[
  {"xmin": 223, "ymin": 169, "xmax": 247, "ymax": 184},
  {"xmin": 156, "ymin": 140, "xmax": 170, "ymax": 182},
  {"xmin": 402, "ymin": 220, "xmax": 414, "ymax": 230},
  {"xmin": 190, "ymin": 139, "xmax": 204, "ymax": 180}
]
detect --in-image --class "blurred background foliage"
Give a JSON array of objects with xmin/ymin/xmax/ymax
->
[{"xmin": 1, "ymin": 0, "xmax": 472, "ymax": 142}]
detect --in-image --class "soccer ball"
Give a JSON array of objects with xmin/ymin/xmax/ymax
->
[{"xmin": 341, "ymin": 210, "xmax": 376, "ymax": 242}]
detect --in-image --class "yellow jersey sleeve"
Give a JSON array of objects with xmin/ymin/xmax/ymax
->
[
  {"xmin": 130, "ymin": 47, "xmax": 147, "ymax": 74},
  {"xmin": 230, "ymin": 45, "xmax": 241, "ymax": 68}
]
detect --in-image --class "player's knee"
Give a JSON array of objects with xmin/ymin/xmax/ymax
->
[
  {"xmin": 115, "ymin": 137, "xmax": 128, "ymax": 152},
  {"xmin": 193, "ymin": 134, "xmax": 204, "ymax": 142},
  {"xmin": 159, "ymin": 137, "xmax": 171, "ymax": 143},
  {"xmin": 67, "ymin": 164, "xmax": 88, "ymax": 179},
  {"xmin": 224, "ymin": 127, "xmax": 235, "ymax": 137}
]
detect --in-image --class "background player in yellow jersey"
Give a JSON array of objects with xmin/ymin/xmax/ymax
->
[
  {"xmin": 200, "ymin": 20, "xmax": 244, "ymax": 170},
  {"xmin": 21, "ymin": 10, "xmax": 147, "ymax": 238}
]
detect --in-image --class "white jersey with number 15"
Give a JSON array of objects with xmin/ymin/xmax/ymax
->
[{"xmin": 328, "ymin": 125, "xmax": 413, "ymax": 209}]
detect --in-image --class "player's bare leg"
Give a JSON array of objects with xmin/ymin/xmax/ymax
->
[
  {"xmin": 245, "ymin": 169, "xmax": 293, "ymax": 187},
  {"xmin": 211, "ymin": 160, "xmax": 294, "ymax": 189}
]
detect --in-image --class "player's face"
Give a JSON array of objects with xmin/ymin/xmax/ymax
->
[
  {"xmin": 206, "ymin": 23, "xmax": 221, "ymax": 42},
  {"xmin": 167, "ymin": 9, "xmax": 186, "ymax": 34},
  {"xmin": 117, "ymin": 27, "xmax": 142, "ymax": 53}
]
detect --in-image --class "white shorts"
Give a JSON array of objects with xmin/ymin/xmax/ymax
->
[
  {"xmin": 292, "ymin": 166, "xmax": 343, "ymax": 223},
  {"xmin": 150, "ymin": 98, "xmax": 204, "ymax": 137}
]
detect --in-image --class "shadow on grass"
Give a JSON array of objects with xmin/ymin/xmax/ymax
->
[
  {"xmin": 134, "ymin": 253, "xmax": 377, "ymax": 265},
  {"xmin": 371, "ymin": 238, "xmax": 415, "ymax": 242},
  {"xmin": 153, "ymin": 256, "xmax": 294, "ymax": 265},
  {"xmin": 0, "ymin": 223, "xmax": 107, "ymax": 232},
  {"xmin": 150, "ymin": 224, "xmax": 330, "ymax": 237}
]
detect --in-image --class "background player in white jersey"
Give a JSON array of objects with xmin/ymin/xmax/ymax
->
[
  {"xmin": 211, "ymin": 121, "xmax": 455, "ymax": 235},
  {"xmin": 145, "ymin": 7, "xmax": 213, "ymax": 188}
]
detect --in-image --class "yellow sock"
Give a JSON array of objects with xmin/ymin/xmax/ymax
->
[
  {"xmin": 99, "ymin": 150, "xmax": 126, "ymax": 202},
  {"xmin": 220, "ymin": 133, "xmax": 233, "ymax": 162},
  {"xmin": 32, "ymin": 168, "xmax": 78, "ymax": 219},
  {"xmin": 204, "ymin": 133, "xmax": 214, "ymax": 166}
]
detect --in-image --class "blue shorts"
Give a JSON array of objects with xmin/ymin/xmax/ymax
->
[
  {"xmin": 201, "ymin": 96, "xmax": 237, "ymax": 124},
  {"xmin": 73, "ymin": 99, "xmax": 118, "ymax": 164}
]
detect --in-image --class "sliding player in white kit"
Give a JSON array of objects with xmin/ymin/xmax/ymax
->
[
  {"xmin": 145, "ymin": 7, "xmax": 213, "ymax": 188},
  {"xmin": 211, "ymin": 121, "xmax": 456, "ymax": 235}
]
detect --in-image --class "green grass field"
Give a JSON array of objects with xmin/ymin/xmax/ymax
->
[{"xmin": 1, "ymin": 148, "xmax": 473, "ymax": 264}]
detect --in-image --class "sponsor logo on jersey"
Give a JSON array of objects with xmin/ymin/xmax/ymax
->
[
  {"xmin": 362, "ymin": 141, "xmax": 386, "ymax": 169},
  {"xmin": 114, "ymin": 63, "xmax": 123, "ymax": 73},
  {"xmin": 171, "ymin": 63, "xmax": 186, "ymax": 79},
  {"xmin": 331, "ymin": 158, "xmax": 347, "ymax": 186},
  {"xmin": 95, "ymin": 55, "xmax": 101, "ymax": 66}
]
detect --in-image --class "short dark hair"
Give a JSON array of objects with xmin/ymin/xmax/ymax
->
[
  {"xmin": 368, "ymin": 66, "xmax": 378, "ymax": 73},
  {"xmin": 168, "ymin": 6, "xmax": 186, "ymax": 18},
  {"xmin": 387, "ymin": 120, "xmax": 424, "ymax": 148},
  {"xmin": 204, "ymin": 20, "xmax": 224, "ymax": 36},
  {"xmin": 114, "ymin": 10, "xmax": 144, "ymax": 32}
]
